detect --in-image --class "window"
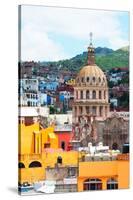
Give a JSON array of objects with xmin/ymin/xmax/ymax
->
[
  {"xmin": 99, "ymin": 91, "xmax": 102, "ymax": 99},
  {"xmin": 81, "ymin": 77, "xmax": 84, "ymax": 83},
  {"xmin": 92, "ymin": 77, "xmax": 96, "ymax": 82},
  {"xmin": 57, "ymin": 156, "xmax": 62, "ymax": 164},
  {"xmin": 86, "ymin": 90, "xmax": 90, "ymax": 99},
  {"xmin": 83, "ymin": 179, "xmax": 102, "ymax": 191},
  {"xmin": 68, "ymin": 167, "xmax": 76, "ymax": 177},
  {"xmin": 75, "ymin": 107, "xmax": 77, "ymax": 116},
  {"xmin": 87, "ymin": 77, "xmax": 89, "ymax": 82},
  {"xmin": 80, "ymin": 91, "xmax": 83, "ymax": 99},
  {"xmin": 79, "ymin": 106, "xmax": 83, "ymax": 115},
  {"xmin": 99, "ymin": 106, "xmax": 103, "ymax": 117},
  {"xmin": 61, "ymin": 141, "xmax": 65, "ymax": 150},
  {"xmin": 99, "ymin": 77, "xmax": 101, "ymax": 83},
  {"xmin": 107, "ymin": 178, "xmax": 118, "ymax": 190},
  {"xmin": 76, "ymin": 91, "xmax": 78, "ymax": 99},
  {"xmin": 18, "ymin": 162, "xmax": 25, "ymax": 168},
  {"xmin": 44, "ymin": 143, "xmax": 50, "ymax": 148},
  {"xmin": 27, "ymin": 101, "xmax": 30, "ymax": 107},
  {"xmin": 29, "ymin": 161, "xmax": 42, "ymax": 168},
  {"xmin": 104, "ymin": 91, "xmax": 106, "ymax": 99},
  {"xmin": 92, "ymin": 90, "xmax": 96, "ymax": 99},
  {"xmin": 92, "ymin": 106, "xmax": 96, "ymax": 115},
  {"xmin": 86, "ymin": 106, "xmax": 90, "ymax": 114}
]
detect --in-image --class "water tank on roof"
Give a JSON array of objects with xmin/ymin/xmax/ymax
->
[{"xmin": 122, "ymin": 143, "xmax": 129, "ymax": 154}]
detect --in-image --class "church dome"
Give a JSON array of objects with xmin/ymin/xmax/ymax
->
[{"xmin": 76, "ymin": 64, "xmax": 107, "ymax": 86}]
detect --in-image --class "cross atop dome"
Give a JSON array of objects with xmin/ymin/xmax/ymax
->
[
  {"xmin": 87, "ymin": 32, "xmax": 95, "ymax": 65},
  {"xmin": 89, "ymin": 32, "xmax": 93, "ymax": 47}
]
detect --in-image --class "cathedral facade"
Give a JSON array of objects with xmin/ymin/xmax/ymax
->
[{"xmin": 71, "ymin": 34, "xmax": 129, "ymax": 151}]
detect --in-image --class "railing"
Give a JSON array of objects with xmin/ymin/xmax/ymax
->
[
  {"xmin": 79, "ymin": 154, "xmax": 129, "ymax": 162},
  {"xmin": 79, "ymin": 156, "xmax": 117, "ymax": 162},
  {"xmin": 117, "ymin": 154, "xmax": 129, "ymax": 161}
]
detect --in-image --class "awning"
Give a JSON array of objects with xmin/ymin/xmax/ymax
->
[{"xmin": 48, "ymin": 132, "xmax": 56, "ymax": 139}]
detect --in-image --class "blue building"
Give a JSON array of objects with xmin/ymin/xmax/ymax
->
[{"xmin": 39, "ymin": 81, "xmax": 58, "ymax": 91}]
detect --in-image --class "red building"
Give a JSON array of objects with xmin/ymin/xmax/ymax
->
[{"xmin": 54, "ymin": 125, "xmax": 73, "ymax": 151}]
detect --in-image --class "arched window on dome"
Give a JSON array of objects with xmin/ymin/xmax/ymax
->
[
  {"xmin": 92, "ymin": 76, "xmax": 96, "ymax": 82},
  {"xmin": 81, "ymin": 77, "xmax": 84, "ymax": 83},
  {"xmin": 99, "ymin": 77, "xmax": 101, "ymax": 83},
  {"xmin": 92, "ymin": 90, "xmax": 96, "ymax": 99},
  {"xmin": 86, "ymin": 90, "xmax": 90, "ymax": 99},
  {"xmin": 87, "ymin": 77, "xmax": 89, "ymax": 82},
  {"xmin": 99, "ymin": 91, "xmax": 102, "ymax": 99}
]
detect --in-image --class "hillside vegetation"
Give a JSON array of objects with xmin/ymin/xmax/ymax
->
[{"xmin": 40, "ymin": 46, "xmax": 129, "ymax": 72}]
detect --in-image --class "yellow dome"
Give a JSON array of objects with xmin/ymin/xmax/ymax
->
[{"xmin": 76, "ymin": 64, "xmax": 107, "ymax": 86}]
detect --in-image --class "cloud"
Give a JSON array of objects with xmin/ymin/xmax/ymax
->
[
  {"xmin": 21, "ymin": 5, "xmax": 129, "ymax": 61},
  {"xmin": 21, "ymin": 25, "xmax": 67, "ymax": 61}
]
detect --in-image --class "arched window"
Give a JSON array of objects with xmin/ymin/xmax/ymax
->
[
  {"xmin": 79, "ymin": 106, "xmax": 83, "ymax": 115},
  {"xmin": 61, "ymin": 141, "xmax": 65, "ymax": 150},
  {"xmin": 107, "ymin": 178, "xmax": 118, "ymax": 190},
  {"xmin": 92, "ymin": 77, "xmax": 96, "ymax": 82},
  {"xmin": 29, "ymin": 161, "xmax": 42, "ymax": 168},
  {"xmin": 92, "ymin": 90, "xmax": 96, "ymax": 99},
  {"xmin": 80, "ymin": 91, "xmax": 83, "ymax": 99},
  {"xmin": 99, "ymin": 106, "xmax": 103, "ymax": 117},
  {"xmin": 57, "ymin": 156, "xmax": 62, "ymax": 164},
  {"xmin": 18, "ymin": 162, "xmax": 25, "ymax": 168},
  {"xmin": 87, "ymin": 77, "xmax": 89, "ymax": 82},
  {"xmin": 99, "ymin": 91, "xmax": 102, "ymax": 99},
  {"xmin": 86, "ymin": 106, "xmax": 90, "ymax": 114},
  {"xmin": 86, "ymin": 90, "xmax": 90, "ymax": 99},
  {"xmin": 92, "ymin": 106, "xmax": 96, "ymax": 115},
  {"xmin": 83, "ymin": 178, "xmax": 102, "ymax": 191},
  {"xmin": 104, "ymin": 91, "xmax": 106, "ymax": 99},
  {"xmin": 75, "ymin": 107, "xmax": 77, "ymax": 116},
  {"xmin": 81, "ymin": 77, "xmax": 84, "ymax": 83},
  {"xmin": 99, "ymin": 77, "xmax": 101, "ymax": 83}
]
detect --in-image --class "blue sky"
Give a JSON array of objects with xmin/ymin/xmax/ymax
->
[{"xmin": 21, "ymin": 5, "xmax": 129, "ymax": 61}]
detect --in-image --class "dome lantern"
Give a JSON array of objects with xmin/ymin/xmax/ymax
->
[{"xmin": 88, "ymin": 32, "xmax": 95, "ymax": 65}]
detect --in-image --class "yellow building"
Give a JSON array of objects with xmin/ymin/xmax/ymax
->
[
  {"xmin": 19, "ymin": 123, "xmax": 58, "ymax": 155},
  {"xmin": 18, "ymin": 123, "xmax": 78, "ymax": 184},
  {"xmin": 18, "ymin": 123, "xmax": 129, "ymax": 191},
  {"xmin": 78, "ymin": 154, "xmax": 129, "ymax": 191}
]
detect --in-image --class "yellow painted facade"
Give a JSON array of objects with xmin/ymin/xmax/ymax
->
[
  {"xmin": 78, "ymin": 158, "xmax": 129, "ymax": 191},
  {"xmin": 19, "ymin": 123, "xmax": 129, "ymax": 191},
  {"xmin": 19, "ymin": 123, "xmax": 58, "ymax": 154}
]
